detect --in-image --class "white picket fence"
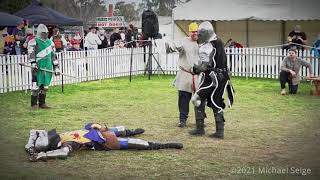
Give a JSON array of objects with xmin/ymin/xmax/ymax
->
[
  {"xmin": 0, "ymin": 47, "xmax": 319, "ymax": 93},
  {"xmin": 0, "ymin": 47, "xmax": 151, "ymax": 93},
  {"xmin": 225, "ymin": 48, "xmax": 319, "ymax": 79}
]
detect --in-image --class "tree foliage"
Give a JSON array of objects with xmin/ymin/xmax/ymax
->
[
  {"xmin": 0, "ymin": 0, "xmax": 33, "ymax": 14},
  {"xmin": 115, "ymin": 1, "xmax": 138, "ymax": 22},
  {"xmin": 40, "ymin": 0, "xmax": 106, "ymax": 26},
  {"xmin": 0, "ymin": 0, "xmax": 106, "ymax": 26},
  {"xmin": 142, "ymin": 0, "xmax": 191, "ymax": 16},
  {"xmin": 0, "ymin": 0, "xmax": 192, "ymax": 26}
]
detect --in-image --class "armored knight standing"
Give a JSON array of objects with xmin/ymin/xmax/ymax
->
[{"xmin": 190, "ymin": 21, "xmax": 235, "ymax": 139}]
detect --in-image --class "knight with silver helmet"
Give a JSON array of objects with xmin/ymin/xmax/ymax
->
[
  {"xmin": 27, "ymin": 24, "xmax": 60, "ymax": 109},
  {"xmin": 189, "ymin": 21, "xmax": 235, "ymax": 139}
]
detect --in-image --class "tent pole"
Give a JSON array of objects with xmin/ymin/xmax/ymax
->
[
  {"xmin": 281, "ymin": 21, "xmax": 286, "ymax": 44},
  {"xmin": 80, "ymin": 26, "xmax": 84, "ymax": 38},
  {"xmin": 81, "ymin": 26, "xmax": 85, "ymax": 50},
  {"xmin": 246, "ymin": 19, "xmax": 249, "ymax": 47},
  {"xmin": 172, "ymin": 11, "xmax": 174, "ymax": 41},
  {"xmin": 211, "ymin": 20, "xmax": 216, "ymax": 31}
]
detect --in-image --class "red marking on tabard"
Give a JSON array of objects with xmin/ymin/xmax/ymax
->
[{"xmin": 72, "ymin": 133, "xmax": 80, "ymax": 139}]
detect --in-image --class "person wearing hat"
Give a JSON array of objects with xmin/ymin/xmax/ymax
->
[
  {"xmin": 166, "ymin": 22, "xmax": 201, "ymax": 128},
  {"xmin": 84, "ymin": 26, "xmax": 101, "ymax": 50}
]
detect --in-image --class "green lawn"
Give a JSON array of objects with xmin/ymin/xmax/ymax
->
[{"xmin": 0, "ymin": 75, "xmax": 319, "ymax": 180}]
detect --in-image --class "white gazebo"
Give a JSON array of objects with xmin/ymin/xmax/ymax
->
[{"xmin": 172, "ymin": 0, "xmax": 320, "ymax": 47}]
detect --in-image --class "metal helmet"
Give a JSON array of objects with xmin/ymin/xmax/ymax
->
[
  {"xmin": 197, "ymin": 21, "xmax": 214, "ymax": 44},
  {"xmin": 36, "ymin": 24, "xmax": 49, "ymax": 40}
]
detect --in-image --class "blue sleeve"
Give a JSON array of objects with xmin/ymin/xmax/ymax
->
[{"xmin": 85, "ymin": 122, "xmax": 93, "ymax": 130}]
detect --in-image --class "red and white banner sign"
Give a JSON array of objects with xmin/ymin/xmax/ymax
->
[{"xmin": 96, "ymin": 16, "xmax": 126, "ymax": 28}]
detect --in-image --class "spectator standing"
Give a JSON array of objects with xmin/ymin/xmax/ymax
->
[
  {"xmin": 120, "ymin": 27, "xmax": 126, "ymax": 41},
  {"xmin": 0, "ymin": 27, "xmax": 6, "ymax": 54},
  {"xmin": 2, "ymin": 27, "xmax": 16, "ymax": 55},
  {"xmin": 84, "ymin": 26, "xmax": 101, "ymax": 50},
  {"xmin": 64, "ymin": 34, "xmax": 72, "ymax": 50},
  {"xmin": 110, "ymin": 28, "xmax": 121, "ymax": 47},
  {"xmin": 51, "ymin": 28, "xmax": 64, "ymax": 52},
  {"xmin": 12, "ymin": 21, "xmax": 26, "ymax": 55},
  {"xmin": 125, "ymin": 24, "xmax": 136, "ymax": 48},
  {"xmin": 22, "ymin": 29, "xmax": 35, "ymax": 52},
  {"xmin": 70, "ymin": 31, "xmax": 82, "ymax": 50},
  {"xmin": 287, "ymin": 25, "xmax": 307, "ymax": 51},
  {"xmin": 80, "ymin": 30, "xmax": 88, "ymax": 50},
  {"xmin": 98, "ymin": 28, "xmax": 108, "ymax": 49}
]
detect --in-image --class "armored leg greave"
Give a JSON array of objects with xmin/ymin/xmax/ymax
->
[
  {"xmin": 125, "ymin": 128, "xmax": 145, "ymax": 137},
  {"xmin": 32, "ymin": 146, "xmax": 71, "ymax": 162},
  {"xmin": 189, "ymin": 102, "xmax": 206, "ymax": 136},
  {"xmin": 39, "ymin": 93, "xmax": 50, "ymax": 109},
  {"xmin": 189, "ymin": 119, "xmax": 205, "ymax": 136},
  {"xmin": 210, "ymin": 112, "xmax": 225, "ymax": 139},
  {"xmin": 31, "ymin": 95, "xmax": 38, "ymax": 107},
  {"xmin": 147, "ymin": 142, "xmax": 183, "ymax": 150},
  {"xmin": 110, "ymin": 126, "xmax": 145, "ymax": 137},
  {"xmin": 126, "ymin": 138, "xmax": 183, "ymax": 150}
]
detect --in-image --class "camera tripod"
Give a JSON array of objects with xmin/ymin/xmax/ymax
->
[
  {"xmin": 129, "ymin": 38, "xmax": 165, "ymax": 82},
  {"xmin": 144, "ymin": 38, "xmax": 165, "ymax": 80}
]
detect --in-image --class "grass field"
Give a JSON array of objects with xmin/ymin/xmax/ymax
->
[{"xmin": 0, "ymin": 75, "xmax": 319, "ymax": 180}]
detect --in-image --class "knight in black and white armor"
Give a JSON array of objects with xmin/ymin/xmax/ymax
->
[{"xmin": 189, "ymin": 21, "xmax": 235, "ymax": 139}]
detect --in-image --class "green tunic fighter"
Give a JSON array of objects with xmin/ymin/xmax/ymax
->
[{"xmin": 27, "ymin": 24, "xmax": 60, "ymax": 109}]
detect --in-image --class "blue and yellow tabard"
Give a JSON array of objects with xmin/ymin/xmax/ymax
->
[{"xmin": 59, "ymin": 130, "xmax": 91, "ymax": 144}]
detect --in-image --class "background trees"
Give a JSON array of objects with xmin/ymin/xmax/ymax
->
[{"xmin": 0, "ymin": 0, "xmax": 192, "ymax": 25}]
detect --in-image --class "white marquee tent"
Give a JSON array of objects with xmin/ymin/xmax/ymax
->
[{"xmin": 172, "ymin": 0, "xmax": 320, "ymax": 47}]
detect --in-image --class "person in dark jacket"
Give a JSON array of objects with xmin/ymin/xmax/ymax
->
[
  {"xmin": 98, "ymin": 28, "xmax": 108, "ymax": 49},
  {"xmin": 110, "ymin": 28, "xmax": 121, "ymax": 47}
]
